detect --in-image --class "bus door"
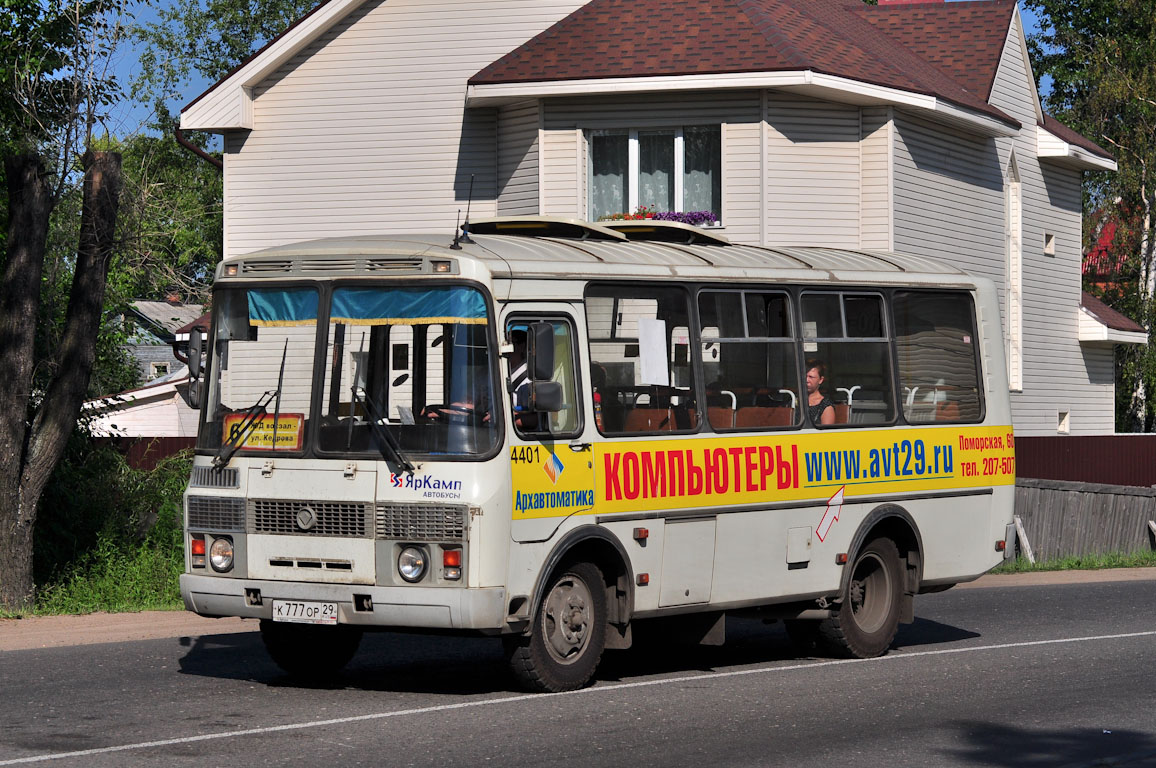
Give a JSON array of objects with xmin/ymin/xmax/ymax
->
[{"xmin": 501, "ymin": 306, "xmax": 596, "ymax": 543}]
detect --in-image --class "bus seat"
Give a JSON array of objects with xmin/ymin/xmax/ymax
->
[
  {"xmin": 734, "ymin": 406, "xmax": 793, "ymax": 428},
  {"xmin": 935, "ymin": 401, "xmax": 961, "ymax": 421},
  {"xmin": 623, "ymin": 408, "xmax": 672, "ymax": 432},
  {"xmin": 833, "ymin": 404, "xmax": 850, "ymax": 424},
  {"xmin": 708, "ymin": 406, "xmax": 734, "ymax": 429}
]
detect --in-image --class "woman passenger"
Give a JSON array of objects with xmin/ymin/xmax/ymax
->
[{"xmin": 806, "ymin": 359, "xmax": 835, "ymax": 426}]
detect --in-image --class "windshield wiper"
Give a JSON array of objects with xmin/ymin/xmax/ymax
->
[
  {"xmin": 213, "ymin": 340, "xmax": 288, "ymax": 469},
  {"xmin": 348, "ymin": 333, "xmax": 415, "ymax": 473}
]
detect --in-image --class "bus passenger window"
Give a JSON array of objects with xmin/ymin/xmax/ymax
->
[
  {"xmin": 894, "ymin": 292, "xmax": 983, "ymax": 423},
  {"xmin": 698, "ymin": 290, "xmax": 799, "ymax": 430},
  {"xmin": 585, "ymin": 285, "xmax": 699, "ymax": 434},
  {"xmin": 801, "ymin": 292, "xmax": 895, "ymax": 427},
  {"xmin": 505, "ymin": 317, "xmax": 582, "ymax": 438}
]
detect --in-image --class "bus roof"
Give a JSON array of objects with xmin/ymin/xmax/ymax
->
[{"xmin": 223, "ymin": 222, "xmax": 974, "ymax": 287}]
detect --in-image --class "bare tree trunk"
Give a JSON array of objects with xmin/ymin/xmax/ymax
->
[
  {"xmin": 0, "ymin": 151, "xmax": 122, "ymax": 612},
  {"xmin": 1129, "ymin": 174, "xmax": 1154, "ymax": 432},
  {"xmin": 0, "ymin": 155, "xmax": 54, "ymax": 611}
]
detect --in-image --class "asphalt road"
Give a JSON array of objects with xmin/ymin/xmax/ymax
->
[{"xmin": 2, "ymin": 577, "xmax": 1155, "ymax": 767}]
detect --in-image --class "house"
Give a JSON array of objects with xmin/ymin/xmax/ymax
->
[
  {"xmin": 125, "ymin": 299, "xmax": 204, "ymax": 383},
  {"xmin": 179, "ymin": 0, "xmax": 1139, "ymax": 436},
  {"xmin": 84, "ymin": 367, "xmax": 199, "ymax": 438}
]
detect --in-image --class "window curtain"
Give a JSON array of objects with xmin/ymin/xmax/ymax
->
[
  {"xmin": 638, "ymin": 131, "xmax": 674, "ymax": 212},
  {"xmin": 590, "ymin": 133, "xmax": 628, "ymax": 219},
  {"xmin": 683, "ymin": 126, "xmax": 721, "ymax": 217}
]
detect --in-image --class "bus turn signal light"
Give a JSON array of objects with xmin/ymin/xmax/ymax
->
[
  {"xmin": 995, "ymin": 540, "xmax": 1006, "ymax": 552},
  {"xmin": 443, "ymin": 548, "xmax": 462, "ymax": 580},
  {"xmin": 637, "ymin": 573, "xmax": 649, "ymax": 586},
  {"xmin": 835, "ymin": 553, "xmax": 848, "ymax": 565},
  {"xmin": 190, "ymin": 536, "xmax": 206, "ymax": 568},
  {"xmin": 633, "ymin": 527, "xmax": 649, "ymax": 541}
]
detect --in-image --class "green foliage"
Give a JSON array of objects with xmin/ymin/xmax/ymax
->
[
  {"xmin": 991, "ymin": 549, "xmax": 1156, "ymax": 574},
  {"xmin": 112, "ymin": 130, "xmax": 223, "ymax": 304},
  {"xmin": 33, "ymin": 436, "xmax": 190, "ymax": 613},
  {"xmin": 131, "ymin": 0, "xmax": 319, "ymax": 121}
]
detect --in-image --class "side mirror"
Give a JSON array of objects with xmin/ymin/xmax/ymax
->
[
  {"xmin": 529, "ymin": 322, "xmax": 555, "ymax": 381},
  {"xmin": 188, "ymin": 327, "xmax": 204, "ymax": 382},
  {"xmin": 179, "ymin": 379, "xmax": 202, "ymax": 410},
  {"xmin": 529, "ymin": 381, "xmax": 563, "ymax": 413}
]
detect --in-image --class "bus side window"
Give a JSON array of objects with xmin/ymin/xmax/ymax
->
[
  {"xmin": 893, "ymin": 291, "xmax": 983, "ymax": 424},
  {"xmin": 698, "ymin": 289, "xmax": 799, "ymax": 431},
  {"xmin": 801, "ymin": 292, "xmax": 895, "ymax": 427},
  {"xmin": 585, "ymin": 285, "xmax": 700, "ymax": 435},
  {"xmin": 506, "ymin": 316, "xmax": 582, "ymax": 438}
]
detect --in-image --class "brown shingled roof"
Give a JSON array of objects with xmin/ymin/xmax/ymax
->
[
  {"xmin": 469, "ymin": 0, "xmax": 1017, "ymax": 126},
  {"xmin": 850, "ymin": 0, "xmax": 1014, "ymax": 100},
  {"xmin": 1082, "ymin": 291, "xmax": 1145, "ymax": 334}
]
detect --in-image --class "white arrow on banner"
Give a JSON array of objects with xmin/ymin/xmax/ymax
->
[{"xmin": 816, "ymin": 485, "xmax": 845, "ymax": 542}]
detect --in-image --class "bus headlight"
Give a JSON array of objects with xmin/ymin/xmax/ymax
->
[
  {"xmin": 398, "ymin": 546, "xmax": 427, "ymax": 583},
  {"xmin": 209, "ymin": 537, "xmax": 234, "ymax": 572}
]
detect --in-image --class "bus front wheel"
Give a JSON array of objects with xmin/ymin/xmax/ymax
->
[
  {"xmin": 818, "ymin": 537, "xmax": 902, "ymax": 658},
  {"xmin": 505, "ymin": 561, "xmax": 607, "ymax": 692},
  {"xmin": 259, "ymin": 619, "xmax": 363, "ymax": 680}
]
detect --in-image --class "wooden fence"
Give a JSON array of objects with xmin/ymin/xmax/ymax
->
[
  {"xmin": 1014, "ymin": 478, "xmax": 1156, "ymax": 561},
  {"xmin": 94, "ymin": 437, "xmax": 196, "ymax": 470}
]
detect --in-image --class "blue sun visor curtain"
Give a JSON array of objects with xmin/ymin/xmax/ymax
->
[
  {"xmin": 247, "ymin": 288, "xmax": 319, "ymax": 327},
  {"xmin": 330, "ymin": 287, "xmax": 488, "ymax": 326}
]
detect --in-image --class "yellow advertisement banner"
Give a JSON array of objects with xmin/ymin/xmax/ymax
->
[
  {"xmin": 222, "ymin": 413, "xmax": 304, "ymax": 451},
  {"xmin": 511, "ymin": 425, "xmax": 1014, "ymax": 519}
]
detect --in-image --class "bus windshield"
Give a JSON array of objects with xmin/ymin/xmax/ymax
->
[{"xmin": 198, "ymin": 284, "xmax": 499, "ymax": 459}]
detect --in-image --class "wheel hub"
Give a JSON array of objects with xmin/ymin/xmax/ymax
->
[{"xmin": 542, "ymin": 577, "xmax": 591, "ymax": 663}]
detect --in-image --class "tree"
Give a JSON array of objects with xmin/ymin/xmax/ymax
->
[
  {"xmin": 1026, "ymin": 0, "xmax": 1156, "ymax": 431},
  {"xmin": 0, "ymin": 0, "xmax": 128, "ymax": 611}
]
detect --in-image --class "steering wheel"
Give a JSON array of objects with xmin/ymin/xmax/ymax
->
[{"xmin": 421, "ymin": 404, "xmax": 484, "ymax": 425}]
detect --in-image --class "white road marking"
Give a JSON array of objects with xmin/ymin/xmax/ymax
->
[{"xmin": 3, "ymin": 629, "xmax": 1155, "ymax": 766}]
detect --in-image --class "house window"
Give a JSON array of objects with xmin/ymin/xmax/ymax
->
[
  {"xmin": 588, "ymin": 126, "xmax": 721, "ymax": 222},
  {"xmin": 150, "ymin": 362, "xmax": 170, "ymax": 380}
]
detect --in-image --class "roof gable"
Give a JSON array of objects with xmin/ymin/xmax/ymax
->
[{"xmin": 470, "ymin": 0, "xmax": 1016, "ymax": 125}]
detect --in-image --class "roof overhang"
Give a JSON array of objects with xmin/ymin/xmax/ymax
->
[
  {"xmin": 467, "ymin": 70, "xmax": 1018, "ymax": 138},
  {"xmin": 1037, "ymin": 125, "xmax": 1117, "ymax": 172},
  {"xmin": 180, "ymin": 0, "xmax": 366, "ymax": 131},
  {"xmin": 1079, "ymin": 307, "xmax": 1147, "ymax": 345}
]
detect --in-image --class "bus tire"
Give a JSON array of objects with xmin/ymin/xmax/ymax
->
[
  {"xmin": 818, "ymin": 537, "xmax": 902, "ymax": 658},
  {"xmin": 504, "ymin": 561, "xmax": 607, "ymax": 692},
  {"xmin": 259, "ymin": 619, "xmax": 363, "ymax": 679}
]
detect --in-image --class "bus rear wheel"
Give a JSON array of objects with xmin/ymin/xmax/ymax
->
[
  {"xmin": 505, "ymin": 561, "xmax": 607, "ymax": 693},
  {"xmin": 818, "ymin": 537, "xmax": 902, "ymax": 658},
  {"xmin": 259, "ymin": 620, "xmax": 363, "ymax": 680}
]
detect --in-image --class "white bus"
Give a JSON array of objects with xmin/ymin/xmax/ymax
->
[{"xmin": 181, "ymin": 217, "xmax": 1016, "ymax": 692}]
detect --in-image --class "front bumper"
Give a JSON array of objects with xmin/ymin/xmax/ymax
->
[{"xmin": 181, "ymin": 574, "xmax": 507, "ymax": 632}]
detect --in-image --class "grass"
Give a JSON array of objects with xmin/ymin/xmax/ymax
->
[{"xmin": 990, "ymin": 549, "xmax": 1156, "ymax": 574}]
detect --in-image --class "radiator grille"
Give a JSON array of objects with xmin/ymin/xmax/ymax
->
[
  {"xmin": 189, "ymin": 466, "xmax": 239, "ymax": 489},
  {"xmin": 187, "ymin": 496, "xmax": 245, "ymax": 531},
  {"xmin": 249, "ymin": 499, "xmax": 372, "ymax": 537},
  {"xmin": 376, "ymin": 503, "xmax": 467, "ymax": 541}
]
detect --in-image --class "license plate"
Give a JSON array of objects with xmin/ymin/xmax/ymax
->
[{"xmin": 271, "ymin": 600, "xmax": 338, "ymax": 625}]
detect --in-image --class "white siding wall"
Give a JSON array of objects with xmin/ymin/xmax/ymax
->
[
  {"xmin": 223, "ymin": 0, "xmax": 584, "ymax": 255},
  {"xmin": 993, "ymin": 15, "xmax": 1110, "ymax": 434},
  {"xmin": 891, "ymin": 15, "xmax": 1107, "ymax": 435},
  {"xmin": 496, "ymin": 100, "xmax": 540, "ymax": 216},
  {"xmin": 764, "ymin": 95, "xmax": 861, "ymax": 247},
  {"xmin": 860, "ymin": 106, "xmax": 892, "ymax": 251},
  {"xmin": 539, "ymin": 91, "xmax": 762, "ymax": 232}
]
